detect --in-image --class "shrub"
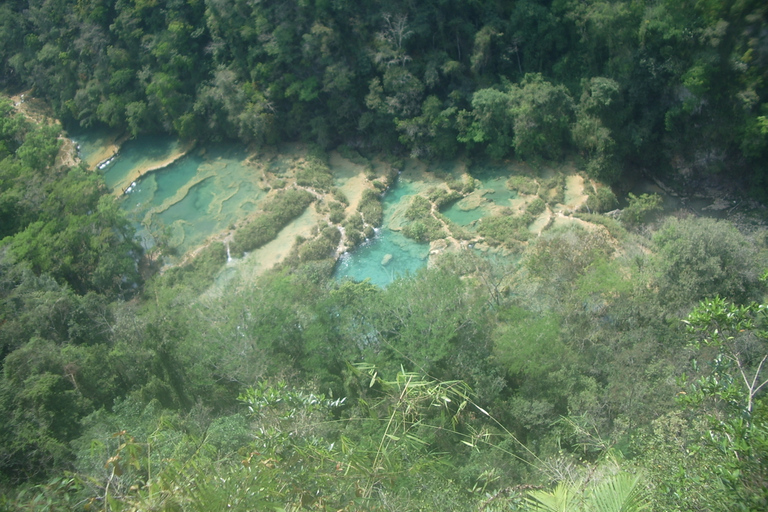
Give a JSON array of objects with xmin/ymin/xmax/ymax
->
[
  {"xmin": 585, "ymin": 185, "xmax": 618, "ymax": 213},
  {"xmin": 296, "ymin": 157, "xmax": 333, "ymax": 191},
  {"xmin": 332, "ymin": 188, "xmax": 349, "ymax": 205},
  {"xmin": 358, "ymin": 189, "xmax": 383, "ymax": 226},
  {"xmin": 428, "ymin": 187, "xmax": 462, "ymax": 209},
  {"xmin": 622, "ymin": 193, "xmax": 662, "ymax": 225},
  {"xmin": 653, "ymin": 217, "xmax": 764, "ymax": 307},
  {"xmin": 402, "ymin": 219, "xmax": 446, "ymax": 242},
  {"xmin": 526, "ymin": 197, "xmax": 547, "ymax": 216},
  {"xmin": 573, "ymin": 212, "xmax": 627, "ymax": 240},
  {"xmin": 507, "ymin": 175, "xmax": 538, "ymax": 195},
  {"xmin": 161, "ymin": 242, "xmax": 227, "ymax": 292},
  {"xmin": 476, "ymin": 211, "xmax": 533, "ymax": 246},
  {"xmin": 299, "ymin": 226, "xmax": 341, "ymax": 262},
  {"xmin": 328, "ymin": 202, "xmax": 346, "ymax": 224},
  {"xmin": 404, "ymin": 195, "xmax": 432, "ymax": 221},
  {"xmin": 231, "ymin": 189, "xmax": 314, "ymax": 255}
]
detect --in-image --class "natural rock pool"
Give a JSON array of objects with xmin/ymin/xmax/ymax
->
[{"xmin": 72, "ymin": 132, "xmax": 596, "ymax": 287}]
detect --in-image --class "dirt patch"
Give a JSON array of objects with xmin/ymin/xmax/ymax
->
[
  {"xmin": 9, "ymin": 91, "xmax": 84, "ymax": 170},
  {"xmin": 560, "ymin": 174, "xmax": 590, "ymax": 212}
]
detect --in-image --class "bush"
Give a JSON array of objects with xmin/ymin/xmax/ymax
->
[
  {"xmin": 476, "ymin": 211, "xmax": 533, "ymax": 246},
  {"xmin": 402, "ymin": 218, "xmax": 446, "ymax": 242},
  {"xmin": 526, "ymin": 197, "xmax": 547, "ymax": 216},
  {"xmin": 404, "ymin": 195, "xmax": 432, "ymax": 221},
  {"xmin": 231, "ymin": 190, "xmax": 314, "ymax": 255},
  {"xmin": 573, "ymin": 212, "xmax": 627, "ymax": 240},
  {"xmin": 337, "ymin": 144, "xmax": 369, "ymax": 166},
  {"xmin": 585, "ymin": 185, "xmax": 618, "ymax": 213},
  {"xmin": 358, "ymin": 189, "xmax": 383, "ymax": 227},
  {"xmin": 328, "ymin": 202, "xmax": 346, "ymax": 224},
  {"xmin": 296, "ymin": 157, "xmax": 334, "ymax": 191},
  {"xmin": 540, "ymin": 174, "xmax": 566, "ymax": 205},
  {"xmin": 622, "ymin": 193, "xmax": 662, "ymax": 225},
  {"xmin": 652, "ymin": 217, "xmax": 764, "ymax": 307},
  {"xmin": 331, "ymin": 188, "xmax": 349, "ymax": 205},
  {"xmin": 427, "ymin": 187, "xmax": 462, "ymax": 209},
  {"xmin": 299, "ymin": 226, "xmax": 341, "ymax": 262},
  {"xmin": 161, "ymin": 242, "xmax": 227, "ymax": 292},
  {"xmin": 343, "ymin": 212, "xmax": 364, "ymax": 232},
  {"xmin": 506, "ymin": 175, "xmax": 538, "ymax": 195}
]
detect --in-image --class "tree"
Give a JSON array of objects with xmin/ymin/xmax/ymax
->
[
  {"xmin": 572, "ymin": 77, "xmax": 622, "ymax": 182},
  {"xmin": 652, "ymin": 217, "xmax": 764, "ymax": 309},
  {"xmin": 507, "ymin": 73, "xmax": 575, "ymax": 160},
  {"xmin": 675, "ymin": 296, "xmax": 768, "ymax": 509},
  {"xmin": 525, "ymin": 469, "xmax": 649, "ymax": 512}
]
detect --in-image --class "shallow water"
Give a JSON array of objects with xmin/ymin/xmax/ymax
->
[
  {"xmin": 101, "ymin": 140, "xmax": 263, "ymax": 259},
  {"xmin": 100, "ymin": 135, "xmax": 182, "ymax": 191},
  {"xmin": 76, "ymin": 131, "xmax": 580, "ymax": 283},
  {"xmin": 333, "ymin": 178, "xmax": 430, "ymax": 287}
]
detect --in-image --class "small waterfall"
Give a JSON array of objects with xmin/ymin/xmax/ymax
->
[{"xmin": 226, "ymin": 241, "xmax": 233, "ymax": 262}]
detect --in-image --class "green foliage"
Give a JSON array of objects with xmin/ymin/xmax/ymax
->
[
  {"xmin": 1, "ymin": 117, "xmax": 142, "ymax": 298},
  {"xmin": 0, "ymin": 0, "xmax": 763, "ymax": 195},
  {"xmin": 401, "ymin": 195, "xmax": 445, "ymax": 242},
  {"xmin": 525, "ymin": 469, "xmax": 649, "ymax": 512},
  {"xmin": 540, "ymin": 174, "xmax": 567, "ymax": 206},
  {"xmin": 357, "ymin": 188, "xmax": 383, "ymax": 227},
  {"xmin": 525, "ymin": 225, "xmax": 613, "ymax": 294},
  {"xmin": 159, "ymin": 242, "xmax": 227, "ymax": 293},
  {"xmin": 427, "ymin": 186, "xmax": 463, "ymax": 209},
  {"xmin": 476, "ymin": 210, "xmax": 533, "ymax": 247},
  {"xmin": 404, "ymin": 195, "xmax": 432, "ymax": 221},
  {"xmin": 639, "ymin": 297, "xmax": 768, "ymax": 510},
  {"xmin": 342, "ymin": 212, "xmax": 366, "ymax": 248},
  {"xmin": 621, "ymin": 193, "xmax": 662, "ymax": 226},
  {"xmin": 5, "ymin": 0, "xmax": 768, "ymax": 506},
  {"xmin": 493, "ymin": 306, "xmax": 566, "ymax": 381},
  {"xmin": 572, "ymin": 77, "xmax": 622, "ymax": 183},
  {"xmin": 526, "ymin": 197, "xmax": 547, "ymax": 216},
  {"xmin": 507, "ymin": 74, "xmax": 576, "ymax": 160},
  {"xmin": 295, "ymin": 154, "xmax": 334, "ymax": 191},
  {"xmin": 402, "ymin": 218, "xmax": 446, "ymax": 243},
  {"xmin": 230, "ymin": 189, "xmax": 314, "ymax": 255},
  {"xmin": 585, "ymin": 185, "xmax": 618, "ymax": 213},
  {"xmin": 298, "ymin": 225, "xmax": 341, "ymax": 262},
  {"xmin": 327, "ymin": 200, "xmax": 346, "ymax": 224},
  {"xmin": 507, "ymin": 175, "xmax": 539, "ymax": 195},
  {"xmin": 463, "ymin": 74, "xmax": 574, "ymax": 160},
  {"xmin": 652, "ymin": 217, "xmax": 764, "ymax": 308},
  {"xmin": 573, "ymin": 213, "xmax": 626, "ymax": 241}
]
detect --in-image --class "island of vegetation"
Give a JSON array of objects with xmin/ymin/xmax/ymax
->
[{"xmin": 1, "ymin": 0, "xmax": 767, "ymax": 510}]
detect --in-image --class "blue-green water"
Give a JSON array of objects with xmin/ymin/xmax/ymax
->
[
  {"xmin": 441, "ymin": 173, "xmax": 517, "ymax": 227},
  {"xmin": 334, "ymin": 179, "xmax": 430, "ymax": 287},
  {"xmin": 101, "ymin": 135, "xmax": 181, "ymax": 191},
  {"xmin": 102, "ymin": 141, "xmax": 262, "ymax": 258},
  {"xmin": 75, "ymin": 131, "xmax": 521, "ymax": 282},
  {"xmin": 68, "ymin": 130, "xmax": 112, "ymax": 167}
]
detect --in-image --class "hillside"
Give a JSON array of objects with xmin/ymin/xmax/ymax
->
[{"xmin": 1, "ymin": 1, "xmax": 768, "ymax": 510}]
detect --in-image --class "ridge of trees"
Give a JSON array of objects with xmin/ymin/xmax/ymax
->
[{"xmin": 1, "ymin": 0, "xmax": 766, "ymax": 192}]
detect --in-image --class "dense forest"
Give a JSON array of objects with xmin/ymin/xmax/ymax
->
[
  {"xmin": 0, "ymin": 0, "xmax": 767, "ymax": 188},
  {"xmin": 1, "ymin": 0, "xmax": 768, "ymax": 510}
]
